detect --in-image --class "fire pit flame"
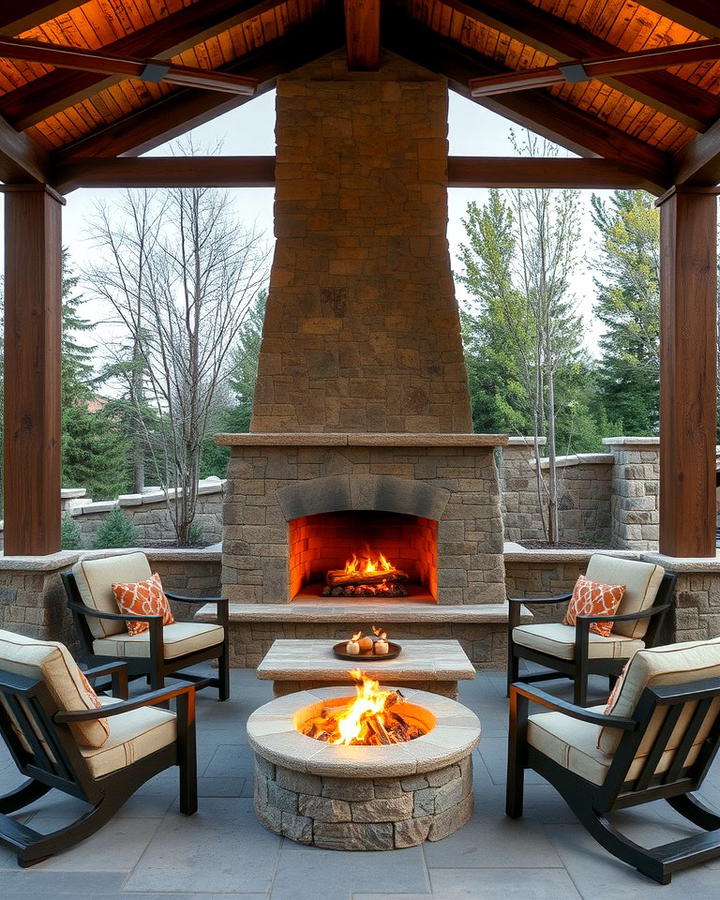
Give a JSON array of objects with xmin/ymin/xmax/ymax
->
[{"xmin": 301, "ymin": 670, "xmax": 429, "ymax": 745}]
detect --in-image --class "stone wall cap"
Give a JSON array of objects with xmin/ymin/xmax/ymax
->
[
  {"xmin": 215, "ymin": 432, "xmax": 508, "ymax": 448},
  {"xmin": 534, "ymin": 453, "xmax": 613, "ymax": 470},
  {"xmin": 506, "ymin": 436, "xmax": 547, "ymax": 446},
  {"xmin": 504, "ymin": 547, "xmax": 641, "ymax": 563},
  {"xmin": 61, "ymin": 488, "xmax": 87, "ymax": 498},
  {"xmin": 0, "ymin": 545, "xmax": 222, "ymax": 569},
  {"xmin": 602, "ymin": 436, "xmax": 659, "ymax": 447},
  {"xmin": 640, "ymin": 551, "xmax": 720, "ymax": 572}
]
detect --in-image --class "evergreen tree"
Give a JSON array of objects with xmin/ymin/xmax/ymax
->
[
  {"xmin": 93, "ymin": 507, "xmax": 138, "ymax": 549},
  {"xmin": 591, "ymin": 190, "xmax": 660, "ymax": 434},
  {"xmin": 60, "ymin": 514, "xmax": 83, "ymax": 550}
]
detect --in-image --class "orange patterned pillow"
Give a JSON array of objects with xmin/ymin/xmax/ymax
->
[
  {"xmin": 112, "ymin": 572, "xmax": 175, "ymax": 637},
  {"xmin": 563, "ymin": 574, "xmax": 626, "ymax": 638}
]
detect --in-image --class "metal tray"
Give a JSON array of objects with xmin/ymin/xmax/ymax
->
[{"xmin": 332, "ymin": 640, "xmax": 401, "ymax": 662}]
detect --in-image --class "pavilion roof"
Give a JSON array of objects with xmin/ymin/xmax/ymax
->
[{"xmin": 0, "ymin": 0, "xmax": 719, "ymax": 191}]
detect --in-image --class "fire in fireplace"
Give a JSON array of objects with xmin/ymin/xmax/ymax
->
[
  {"xmin": 300, "ymin": 671, "xmax": 430, "ymax": 745},
  {"xmin": 289, "ymin": 511, "xmax": 438, "ymax": 602}
]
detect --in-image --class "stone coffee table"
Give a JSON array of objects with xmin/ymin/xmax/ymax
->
[{"xmin": 256, "ymin": 639, "xmax": 475, "ymax": 698}]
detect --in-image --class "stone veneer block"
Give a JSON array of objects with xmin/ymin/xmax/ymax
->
[
  {"xmin": 249, "ymin": 687, "xmax": 479, "ymax": 850},
  {"xmin": 250, "ymin": 50, "xmax": 472, "ymax": 434}
]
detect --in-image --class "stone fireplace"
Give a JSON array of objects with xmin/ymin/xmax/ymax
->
[{"xmin": 216, "ymin": 50, "xmax": 512, "ymax": 666}]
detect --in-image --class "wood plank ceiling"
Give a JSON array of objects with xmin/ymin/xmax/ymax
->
[{"xmin": 0, "ymin": 0, "xmax": 717, "ymax": 190}]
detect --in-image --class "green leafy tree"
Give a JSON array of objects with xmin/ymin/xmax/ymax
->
[
  {"xmin": 61, "ymin": 514, "xmax": 83, "ymax": 550},
  {"xmin": 591, "ymin": 190, "xmax": 660, "ymax": 434},
  {"xmin": 93, "ymin": 507, "xmax": 138, "ymax": 549}
]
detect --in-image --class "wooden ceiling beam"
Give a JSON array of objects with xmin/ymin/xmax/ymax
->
[
  {"xmin": 53, "ymin": 154, "xmax": 663, "ymax": 194},
  {"xmin": 441, "ymin": 0, "xmax": 719, "ymax": 131},
  {"xmin": 384, "ymin": 17, "xmax": 671, "ymax": 192},
  {"xmin": 0, "ymin": 0, "xmax": 283, "ymax": 129},
  {"xmin": 56, "ymin": 14, "xmax": 345, "ymax": 162},
  {"xmin": 635, "ymin": 1, "xmax": 720, "ymax": 38},
  {"xmin": 0, "ymin": 2, "xmax": 80, "ymax": 36},
  {"xmin": 0, "ymin": 112, "xmax": 50, "ymax": 182},
  {"xmin": 344, "ymin": 0, "xmax": 381, "ymax": 71},
  {"xmin": 672, "ymin": 117, "xmax": 720, "ymax": 185},
  {"xmin": 0, "ymin": 36, "xmax": 256, "ymax": 96}
]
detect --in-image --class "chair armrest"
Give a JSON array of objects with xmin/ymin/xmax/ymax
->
[
  {"xmin": 82, "ymin": 661, "xmax": 129, "ymax": 699},
  {"xmin": 509, "ymin": 682, "xmax": 636, "ymax": 730},
  {"xmin": 576, "ymin": 601, "xmax": 672, "ymax": 627},
  {"xmin": 508, "ymin": 594, "xmax": 572, "ymax": 606},
  {"xmin": 54, "ymin": 683, "xmax": 196, "ymax": 722},
  {"xmin": 67, "ymin": 600, "xmax": 163, "ymax": 626},
  {"xmin": 164, "ymin": 591, "xmax": 224, "ymax": 605}
]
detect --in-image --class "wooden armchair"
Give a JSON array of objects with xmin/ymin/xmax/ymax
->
[
  {"xmin": 0, "ymin": 629, "xmax": 196, "ymax": 867},
  {"xmin": 62, "ymin": 552, "xmax": 229, "ymax": 700},
  {"xmin": 508, "ymin": 554, "xmax": 676, "ymax": 706},
  {"xmin": 507, "ymin": 638, "xmax": 720, "ymax": 884}
]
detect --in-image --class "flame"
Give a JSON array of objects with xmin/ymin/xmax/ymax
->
[
  {"xmin": 351, "ymin": 631, "xmax": 362, "ymax": 642},
  {"xmin": 301, "ymin": 670, "xmax": 427, "ymax": 746},
  {"xmin": 371, "ymin": 625, "xmax": 387, "ymax": 640},
  {"xmin": 343, "ymin": 549, "xmax": 396, "ymax": 577}
]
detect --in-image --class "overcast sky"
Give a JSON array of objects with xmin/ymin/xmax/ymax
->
[{"xmin": 1, "ymin": 88, "xmax": 612, "ymax": 350}]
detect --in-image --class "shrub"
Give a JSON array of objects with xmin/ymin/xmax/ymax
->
[
  {"xmin": 61, "ymin": 514, "xmax": 83, "ymax": 550},
  {"xmin": 93, "ymin": 508, "xmax": 138, "ymax": 549},
  {"xmin": 188, "ymin": 522, "xmax": 204, "ymax": 546}
]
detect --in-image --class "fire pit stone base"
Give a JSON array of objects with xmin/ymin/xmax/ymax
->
[
  {"xmin": 248, "ymin": 686, "xmax": 480, "ymax": 850},
  {"xmin": 255, "ymin": 756, "xmax": 473, "ymax": 849}
]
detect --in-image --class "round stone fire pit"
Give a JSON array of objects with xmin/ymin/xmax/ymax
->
[{"xmin": 247, "ymin": 686, "xmax": 480, "ymax": 850}]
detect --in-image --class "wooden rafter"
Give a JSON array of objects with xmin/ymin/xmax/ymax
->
[
  {"xmin": 55, "ymin": 155, "xmax": 663, "ymax": 194},
  {"xmin": 1, "ymin": 0, "xmax": 284, "ymax": 130},
  {"xmin": 383, "ymin": 16, "xmax": 671, "ymax": 191},
  {"xmin": 0, "ymin": 113, "xmax": 50, "ymax": 183},
  {"xmin": 0, "ymin": 2, "xmax": 80, "ymax": 36},
  {"xmin": 344, "ymin": 0, "xmax": 381, "ymax": 71},
  {"xmin": 443, "ymin": 0, "xmax": 719, "ymax": 131},
  {"xmin": 637, "ymin": 1, "xmax": 720, "ymax": 38},
  {"xmin": 673, "ymin": 118, "xmax": 720, "ymax": 185},
  {"xmin": 57, "ymin": 14, "xmax": 346, "ymax": 161},
  {"xmin": 0, "ymin": 36, "xmax": 257, "ymax": 96},
  {"xmin": 469, "ymin": 38, "xmax": 720, "ymax": 99}
]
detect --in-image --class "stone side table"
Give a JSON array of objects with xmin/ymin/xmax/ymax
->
[{"xmin": 256, "ymin": 639, "xmax": 476, "ymax": 699}]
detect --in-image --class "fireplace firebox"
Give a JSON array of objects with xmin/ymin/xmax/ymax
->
[{"xmin": 289, "ymin": 510, "xmax": 437, "ymax": 602}]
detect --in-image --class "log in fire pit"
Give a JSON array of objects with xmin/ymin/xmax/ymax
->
[
  {"xmin": 247, "ymin": 677, "xmax": 481, "ymax": 850},
  {"xmin": 323, "ymin": 548, "xmax": 409, "ymax": 598}
]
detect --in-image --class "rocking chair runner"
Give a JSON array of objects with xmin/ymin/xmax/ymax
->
[
  {"xmin": 0, "ymin": 634, "xmax": 197, "ymax": 867},
  {"xmin": 507, "ymin": 638, "xmax": 720, "ymax": 884},
  {"xmin": 62, "ymin": 552, "xmax": 230, "ymax": 700}
]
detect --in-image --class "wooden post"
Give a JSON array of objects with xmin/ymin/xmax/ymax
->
[
  {"xmin": 3, "ymin": 185, "xmax": 63, "ymax": 556},
  {"xmin": 658, "ymin": 187, "xmax": 718, "ymax": 557}
]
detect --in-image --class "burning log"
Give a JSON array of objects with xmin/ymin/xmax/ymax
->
[{"xmin": 326, "ymin": 569, "xmax": 409, "ymax": 588}]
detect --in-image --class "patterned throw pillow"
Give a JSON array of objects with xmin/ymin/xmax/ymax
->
[
  {"xmin": 603, "ymin": 661, "xmax": 630, "ymax": 715},
  {"xmin": 112, "ymin": 572, "xmax": 175, "ymax": 637},
  {"xmin": 563, "ymin": 573, "xmax": 626, "ymax": 638},
  {"xmin": 77, "ymin": 667, "xmax": 103, "ymax": 709}
]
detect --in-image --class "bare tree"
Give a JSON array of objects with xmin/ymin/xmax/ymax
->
[{"xmin": 85, "ymin": 186, "xmax": 268, "ymax": 545}]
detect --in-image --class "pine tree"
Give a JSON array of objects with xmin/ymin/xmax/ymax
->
[
  {"xmin": 61, "ymin": 514, "xmax": 83, "ymax": 550},
  {"xmin": 93, "ymin": 508, "xmax": 138, "ymax": 549},
  {"xmin": 591, "ymin": 190, "xmax": 660, "ymax": 435}
]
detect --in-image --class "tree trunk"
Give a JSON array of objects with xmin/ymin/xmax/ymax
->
[{"xmin": 546, "ymin": 363, "xmax": 559, "ymax": 545}]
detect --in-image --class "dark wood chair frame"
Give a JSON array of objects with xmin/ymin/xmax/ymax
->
[
  {"xmin": 0, "ymin": 661, "xmax": 197, "ymax": 867},
  {"xmin": 61, "ymin": 572, "xmax": 230, "ymax": 701},
  {"xmin": 507, "ymin": 677, "xmax": 720, "ymax": 884},
  {"xmin": 507, "ymin": 572, "xmax": 677, "ymax": 706}
]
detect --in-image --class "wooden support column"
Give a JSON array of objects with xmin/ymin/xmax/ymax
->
[
  {"xmin": 659, "ymin": 187, "xmax": 718, "ymax": 557},
  {"xmin": 3, "ymin": 185, "xmax": 63, "ymax": 555}
]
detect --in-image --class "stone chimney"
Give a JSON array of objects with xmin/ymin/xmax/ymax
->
[{"xmin": 251, "ymin": 51, "xmax": 472, "ymax": 434}]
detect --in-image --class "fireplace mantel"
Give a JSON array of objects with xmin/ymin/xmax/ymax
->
[{"xmin": 215, "ymin": 433, "xmax": 509, "ymax": 448}]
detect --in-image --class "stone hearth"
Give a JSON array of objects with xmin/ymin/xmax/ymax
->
[{"xmin": 248, "ymin": 686, "xmax": 480, "ymax": 850}]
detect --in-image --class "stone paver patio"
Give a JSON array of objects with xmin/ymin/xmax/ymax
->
[{"xmin": 1, "ymin": 667, "xmax": 719, "ymax": 899}]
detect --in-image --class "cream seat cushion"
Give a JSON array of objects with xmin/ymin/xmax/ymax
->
[
  {"xmin": 512, "ymin": 623, "xmax": 645, "ymax": 660},
  {"xmin": 585, "ymin": 555, "xmax": 665, "ymax": 639},
  {"xmin": 0, "ymin": 629, "xmax": 109, "ymax": 748},
  {"xmin": 72, "ymin": 552, "xmax": 154, "ymax": 639},
  {"xmin": 93, "ymin": 622, "xmax": 224, "ymax": 660},
  {"xmin": 527, "ymin": 704, "xmax": 713, "ymax": 786},
  {"xmin": 598, "ymin": 637, "xmax": 720, "ymax": 755},
  {"xmin": 80, "ymin": 695, "xmax": 176, "ymax": 778}
]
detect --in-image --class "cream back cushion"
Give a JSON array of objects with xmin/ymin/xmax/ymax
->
[
  {"xmin": 0, "ymin": 629, "xmax": 109, "ymax": 748},
  {"xmin": 599, "ymin": 637, "xmax": 720, "ymax": 757},
  {"xmin": 72, "ymin": 553, "xmax": 153, "ymax": 639},
  {"xmin": 585, "ymin": 555, "xmax": 664, "ymax": 639}
]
